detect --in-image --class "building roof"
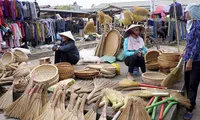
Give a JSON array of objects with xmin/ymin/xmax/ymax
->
[
  {"xmin": 40, "ymin": 8, "xmax": 89, "ymax": 14},
  {"xmin": 87, "ymin": 0, "xmax": 200, "ymax": 11}
]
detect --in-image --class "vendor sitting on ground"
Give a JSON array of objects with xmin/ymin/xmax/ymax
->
[
  {"xmin": 52, "ymin": 31, "xmax": 80, "ymax": 65},
  {"xmin": 124, "ymin": 24, "xmax": 147, "ymax": 80}
]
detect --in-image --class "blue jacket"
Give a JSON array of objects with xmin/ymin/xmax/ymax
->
[
  {"xmin": 123, "ymin": 37, "xmax": 147, "ymax": 58},
  {"xmin": 184, "ymin": 20, "xmax": 200, "ymax": 62},
  {"xmin": 53, "ymin": 40, "xmax": 80, "ymax": 64}
]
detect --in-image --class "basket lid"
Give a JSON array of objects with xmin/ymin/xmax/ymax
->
[
  {"xmin": 142, "ymin": 72, "xmax": 167, "ymax": 81},
  {"xmin": 1, "ymin": 52, "xmax": 14, "ymax": 65},
  {"xmin": 145, "ymin": 50, "xmax": 160, "ymax": 61}
]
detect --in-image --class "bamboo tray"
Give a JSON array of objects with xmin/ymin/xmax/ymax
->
[{"xmin": 142, "ymin": 72, "xmax": 167, "ymax": 86}]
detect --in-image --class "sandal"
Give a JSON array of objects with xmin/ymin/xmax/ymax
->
[{"xmin": 183, "ymin": 112, "xmax": 193, "ymax": 120}]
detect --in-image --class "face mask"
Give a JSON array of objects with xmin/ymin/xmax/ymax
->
[{"xmin": 186, "ymin": 20, "xmax": 193, "ymax": 33}]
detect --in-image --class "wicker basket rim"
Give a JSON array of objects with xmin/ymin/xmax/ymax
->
[
  {"xmin": 158, "ymin": 56, "xmax": 179, "ymax": 63},
  {"xmin": 30, "ymin": 64, "xmax": 58, "ymax": 83},
  {"xmin": 142, "ymin": 72, "xmax": 167, "ymax": 81}
]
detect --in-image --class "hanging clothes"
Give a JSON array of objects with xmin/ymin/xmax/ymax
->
[{"xmin": 169, "ymin": 2, "xmax": 183, "ymax": 20}]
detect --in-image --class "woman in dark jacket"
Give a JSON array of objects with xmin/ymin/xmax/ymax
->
[
  {"xmin": 52, "ymin": 31, "xmax": 80, "ymax": 65},
  {"xmin": 183, "ymin": 3, "xmax": 200, "ymax": 120}
]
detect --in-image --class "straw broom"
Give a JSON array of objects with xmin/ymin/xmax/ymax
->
[
  {"xmin": 59, "ymin": 92, "xmax": 78, "ymax": 120},
  {"xmin": 83, "ymin": 21, "xmax": 96, "ymax": 35},
  {"xmin": 22, "ymin": 85, "xmax": 43, "ymax": 120},
  {"xmin": 87, "ymin": 78, "xmax": 111, "ymax": 101},
  {"xmin": 117, "ymin": 98, "xmax": 133, "ymax": 120},
  {"xmin": 67, "ymin": 97, "xmax": 82, "ymax": 120},
  {"xmin": 131, "ymin": 98, "xmax": 151, "ymax": 120},
  {"xmin": 98, "ymin": 101, "xmax": 108, "ymax": 120},
  {"xmin": 0, "ymin": 85, "xmax": 13, "ymax": 110},
  {"xmin": 36, "ymin": 89, "xmax": 63, "ymax": 120},
  {"xmin": 5, "ymin": 80, "xmax": 35, "ymax": 118},
  {"xmin": 54, "ymin": 93, "xmax": 63, "ymax": 120},
  {"xmin": 78, "ymin": 94, "xmax": 87, "ymax": 120},
  {"xmin": 133, "ymin": 6, "xmax": 149, "ymax": 16},
  {"xmin": 98, "ymin": 11, "xmax": 106, "ymax": 24},
  {"xmin": 85, "ymin": 96, "xmax": 102, "ymax": 120},
  {"xmin": 146, "ymin": 92, "xmax": 191, "ymax": 109}
]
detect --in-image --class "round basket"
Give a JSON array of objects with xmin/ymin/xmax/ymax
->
[
  {"xmin": 75, "ymin": 69, "xmax": 100, "ymax": 79},
  {"xmin": 160, "ymin": 53, "xmax": 180, "ymax": 62},
  {"xmin": 14, "ymin": 49, "xmax": 28, "ymax": 63},
  {"xmin": 87, "ymin": 64, "xmax": 103, "ymax": 70},
  {"xmin": 100, "ymin": 68, "xmax": 116, "ymax": 75},
  {"xmin": 158, "ymin": 56, "xmax": 178, "ymax": 69},
  {"xmin": 55, "ymin": 62, "xmax": 74, "ymax": 80},
  {"xmin": 30, "ymin": 64, "xmax": 58, "ymax": 84},
  {"xmin": 102, "ymin": 65, "xmax": 116, "ymax": 72},
  {"xmin": 146, "ymin": 58, "xmax": 159, "ymax": 71},
  {"xmin": 1, "ymin": 52, "xmax": 15, "ymax": 65},
  {"xmin": 49, "ymin": 74, "xmax": 59, "ymax": 86},
  {"xmin": 145, "ymin": 50, "xmax": 160, "ymax": 61},
  {"xmin": 142, "ymin": 72, "xmax": 167, "ymax": 86},
  {"xmin": 102, "ymin": 73, "xmax": 116, "ymax": 78}
]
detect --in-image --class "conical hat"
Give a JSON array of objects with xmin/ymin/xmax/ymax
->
[
  {"xmin": 59, "ymin": 31, "xmax": 75, "ymax": 41},
  {"xmin": 125, "ymin": 24, "xmax": 145, "ymax": 33}
]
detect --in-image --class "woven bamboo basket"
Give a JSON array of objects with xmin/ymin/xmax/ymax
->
[
  {"xmin": 75, "ymin": 69, "xmax": 100, "ymax": 79},
  {"xmin": 160, "ymin": 53, "xmax": 180, "ymax": 62},
  {"xmin": 87, "ymin": 64, "xmax": 103, "ymax": 70},
  {"xmin": 102, "ymin": 65, "xmax": 116, "ymax": 72},
  {"xmin": 102, "ymin": 73, "xmax": 116, "ymax": 78},
  {"xmin": 49, "ymin": 74, "xmax": 59, "ymax": 86},
  {"xmin": 30, "ymin": 64, "xmax": 58, "ymax": 84},
  {"xmin": 14, "ymin": 49, "xmax": 28, "ymax": 63},
  {"xmin": 55, "ymin": 62, "xmax": 74, "ymax": 80},
  {"xmin": 146, "ymin": 58, "xmax": 159, "ymax": 71},
  {"xmin": 158, "ymin": 56, "xmax": 178, "ymax": 69},
  {"xmin": 145, "ymin": 50, "xmax": 160, "ymax": 61},
  {"xmin": 142, "ymin": 72, "xmax": 167, "ymax": 86},
  {"xmin": 13, "ymin": 67, "xmax": 31, "ymax": 78},
  {"xmin": 1, "ymin": 52, "xmax": 15, "ymax": 65}
]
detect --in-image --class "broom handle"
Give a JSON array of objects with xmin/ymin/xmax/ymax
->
[
  {"xmin": 146, "ymin": 97, "xmax": 172, "ymax": 109},
  {"xmin": 146, "ymin": 96, "xmax": 155, "ymax": 106},
  {"xmin": 112, "ymin": 110, "xmax": 121, "ymax": 120},
  {"xmin": 139, "ymin": 83, "xmax": 167, "ymax": 89},
  {"xmin": 152, "ymin": 103, "xmax": 158, "ymax": 120},
  {"xmin": 163, "ymin": 101, "xmax": 178, "ymax": 118},
  {"xmin": 159, "ymin": 98, "xmax": 166, "ymax": 120},
  {"xmin": 147, "ymin": 96, "xmax": 159, "ymax": 113}
]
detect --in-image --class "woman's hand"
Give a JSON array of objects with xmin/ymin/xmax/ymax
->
[{"xmin": 185, "ymin": 59, "xmax": 193, "ymax": 71}]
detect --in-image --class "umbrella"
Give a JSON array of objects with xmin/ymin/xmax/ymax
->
[{"xmin": 154, "ymin": 5, "xmax": 170, "ymax": 14}]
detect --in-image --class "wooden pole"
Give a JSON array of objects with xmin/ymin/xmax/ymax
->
[{"xmin": 173, "ymin": 0, "xmax": 180, "ymax": 52}]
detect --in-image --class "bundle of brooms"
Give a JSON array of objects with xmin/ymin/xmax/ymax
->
[
  {"xmin": 5, "ymin": 79, "xmax": 35, "ymax": 119},
  {"xmin": 83, "ymin": 21, "xmax": 96, "ymax": 35},
  {"xmin": 0, "ymin": 85, "xmax": 14, "ymax": 110}
]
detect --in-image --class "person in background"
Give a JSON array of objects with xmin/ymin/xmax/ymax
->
[
  {"xmin": 124, "ymin": 24, "xmax": 147, "ymax": 80},
  {"xmin": 52, "ymin": 31, "xmax": 80, "ymax": 65},
  {"xmin": 183, "ymin": 3, "xmax": 200, "ymax": 120}
]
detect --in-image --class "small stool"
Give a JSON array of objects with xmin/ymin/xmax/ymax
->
[{"xmin": 39, "ymin": 57, "xmax": 51, "ymax": 65}]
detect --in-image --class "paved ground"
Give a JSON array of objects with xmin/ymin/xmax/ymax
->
[{"xmin": 0, "ymin": 44, "xmax": 200, "ymax": 120}]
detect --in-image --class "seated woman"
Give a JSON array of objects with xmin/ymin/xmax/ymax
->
[
  {"xmin": 52, "ymin": 31, "xmax": 80, "ymax": 65},
  {"xmin": 124, "ymin": 24, "xmax": 147, "ymax": 80}
]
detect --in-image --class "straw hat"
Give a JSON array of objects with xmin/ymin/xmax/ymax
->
[
  {"xmin": 59, "ymin": 31, "xmax": 75, "ymax": 41},
  {"xmin": 125, "ymin": 24, "xmax": 145, "ymax": 33}
]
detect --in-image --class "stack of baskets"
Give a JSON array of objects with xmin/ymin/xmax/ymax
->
[
  {"xmin": 145, "ymin": 50, "xmax": 160, "ymax": 71},
  {"xmin": 74, "ymin": 69, "xmax": 100, "ymax": 79},
  {"xmin": 142, "ymin": 72, "xmax": 167, "ymax": 86},
  {"xmin": 30, "ymin": 64, "xmax": 59, "ymax": 86},
  {"xmin": 100, "ymin": 65, "xmax": 117, "ymax": 78},
  {"xmin": 14, "ymin": 49, "xmax": 28, "ymax": 63},
  {"xmin": 55, "ymin": 62, "xmax": 74, "ymax": 81},
  {"xmin": 158, "ymin": 53, "xmax": 180, "ymax": 69}
]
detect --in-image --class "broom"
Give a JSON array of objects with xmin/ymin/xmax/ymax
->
[
  {"xmin": 87, "ymin": 78, "xmax": 112, "ymax": 101},
  {"xmin": 22, "ymin": 85, "xmax": 43, "ymax": 120},
  {"xmin": 78, "ymin": 94, "xmax": 87, "ymax": 120},
  {"xmin": 122, "ymin": 18, "xmax": 132, "ymax": 26},
  {"xmin": 98, "ymin": 101, "xmax": 108, "ymax": 120},
  {"xmin": 67, "ymin": 97, "xmax": 82, "ymax": 120},
  {"xmin": 127, "ymin": 90, "xmax": 169, "ymax": 98},
  {"xmin": 5, "ymin": 79, "xmax": 35, "ymax": 118},
  {"xmin": 133, "ymin": 6, "xmax": 149, "ymax": 16},
  {"xmin": 161, "ymin": 57, "xmax": 183, "ymax": 87},
  {"xmin": 83, "ymin": 21, "xmax": 96, "ymax": 35},
  {"xmin": 54, "ymin": 91, "xmax": 64, "ymax": 120},
  {"xmin": 117, "ymin": 98, "xmax": 133, "ymax": 120},
  {"xmin": 36, "ymin": 89, "xmax": 63, "ymax": 120},
  {"xmin": 85, "ymin": 95, "xmax": 102, "ymax": 120},
  {"xmin": 98, "ymin": 11, "xmax": 105, "ymax": 24},
  {"xmin": 131, "ymin": 98, "xmax": 151, "ymax": 120},
  {"xmin": 123, "ymin": 10, "xmax": 133, "ymax": 21},
  {"xmin": 146, "ymin": 92, "xmax": 191, "ymax": 109},
  {"xmin": 0, "ymin": 85, "xmax": 13, "ymax": 110},
  {"xmin": 59, "ymin": 92, "xmax": 78, "ymax": 120}
]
